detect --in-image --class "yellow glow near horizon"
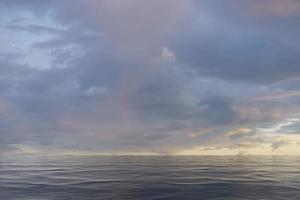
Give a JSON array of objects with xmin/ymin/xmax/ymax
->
[
  {"xmin": 177, "ymin": 135, "xmax": 300, "ymax": 156},
  {"xmin": 8, "ymin": 134, "xmax": 300, "ymax": 156}
]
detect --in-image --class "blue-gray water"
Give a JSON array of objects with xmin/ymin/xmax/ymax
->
[{"xmin": 0, "ymin": 156, "xmax": 299, "ymax": 200}]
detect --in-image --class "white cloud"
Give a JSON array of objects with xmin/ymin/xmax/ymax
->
[
  {"xmin": 257, "ymin": 118, "xmax": 299, "ymax": 133},
  {"xmin": 224, "ymin": 128, "xmax": 252, "ymax": 138},
  {"xmin": 84, "ymin": 86, "xmax": 108, "ymax": 96},
  {"xmin": 161, "ymin": 47, "xmax": 176, "ymax": 63}
]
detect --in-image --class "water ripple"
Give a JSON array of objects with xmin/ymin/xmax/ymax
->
[{"xmin": 0, "ymin": 156, "xmax": 299, "ymax": 199}]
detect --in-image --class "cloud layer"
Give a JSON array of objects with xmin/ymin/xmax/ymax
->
[{"xmin": 0, "ymin": 0, "xmax": 300, "ymax": 155}]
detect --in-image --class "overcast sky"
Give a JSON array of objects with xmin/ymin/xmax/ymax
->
[{"xmin": 1, "ymin": 0, "xmax": 300, "ymax": 155}]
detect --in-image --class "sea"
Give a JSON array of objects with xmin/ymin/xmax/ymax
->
[{"xmin": 0, "ymin": 155, "xmax": 299, "ymax": 200}]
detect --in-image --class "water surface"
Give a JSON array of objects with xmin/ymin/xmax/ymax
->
[{"xmin": 0, "ymin": 156, "xmax": 299, "ymax": 199}]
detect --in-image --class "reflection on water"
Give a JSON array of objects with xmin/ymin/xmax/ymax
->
[{"xmin": 0, "ymin": 156, "xmax": 299, "ymax": 199}]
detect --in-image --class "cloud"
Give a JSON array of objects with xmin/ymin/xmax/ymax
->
[
  {"xmin": 257, "ymin": 118, "xmax": 300, "ymax": 134},
  {"xmin": 5, "ymin": 24, "xmax": 64, "ymax": 35},
  {"xmin": 171, "ymin": 1, "xmax": 300, "ymax": 83},
  {"xmin": 161, "ymin": 47, "xmax": 176, "ymax": 63},
  {"xmin": 246, "ymin": 0, "xmax": 300, "ymax": 18},
  {"xmin": 253, "ymin": 91, "xmax": 300, "ymax": 101},
  {"xmin": 0, "ymin": 0, "xmax": 299, "ymax": 154},
  {"xmin": 225, "ymin": 128, "xmax": 253, "ymax": 139},
  {"xmin": 200, "ymin": 95, "xmax": 236, "ymax": 125}
]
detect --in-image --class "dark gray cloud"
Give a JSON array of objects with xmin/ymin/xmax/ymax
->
[{"xmin": 171, "ymin": 1, "xmax": 300, "ymax": 83}]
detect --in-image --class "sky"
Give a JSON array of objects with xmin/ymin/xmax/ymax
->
[{"xmin": 0, "ymin": 0, "xmax": 300, "ymax": 155}]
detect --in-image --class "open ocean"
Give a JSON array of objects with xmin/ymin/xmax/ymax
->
[{"xmin": 0, "ymin": 156, "xmax": 299, "ymax": 200}]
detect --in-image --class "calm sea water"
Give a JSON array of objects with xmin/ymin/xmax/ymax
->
[{"xmin": 0, "ymin": 156, "xmax": 299, "ymax": 200}]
